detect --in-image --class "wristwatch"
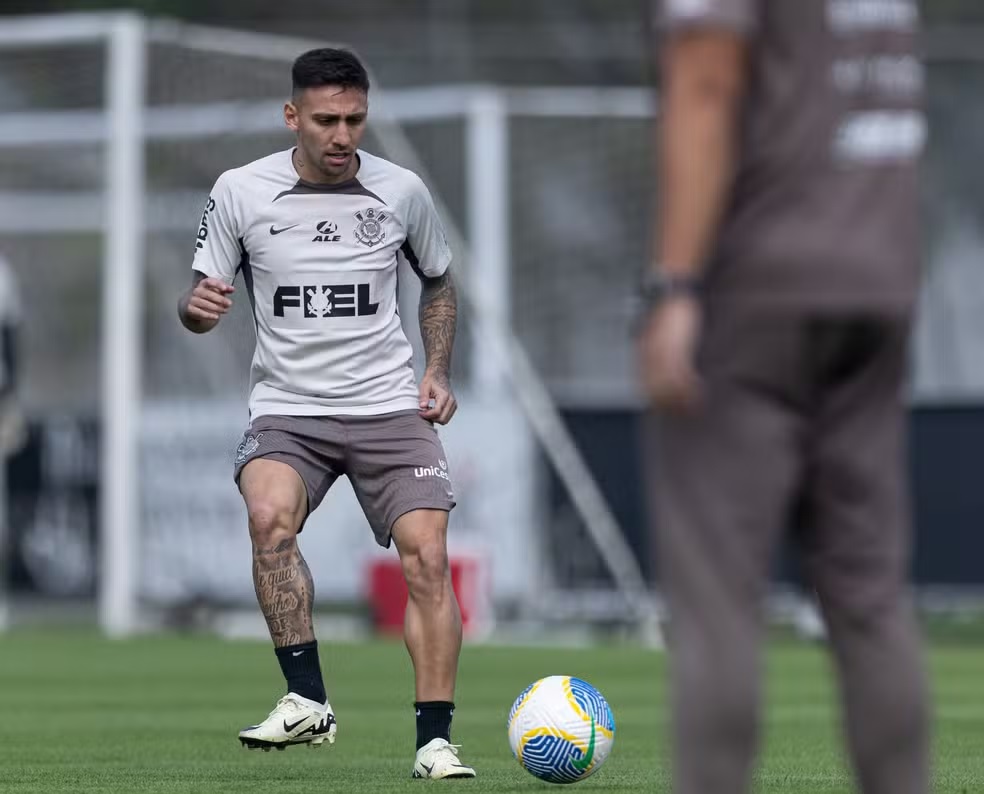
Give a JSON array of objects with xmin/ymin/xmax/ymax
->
[
  {"xmin": 632, "ymin": 270, "xmax": 701, "ymax": 335},
  {"xmin": 639, "ymin": 270, "xmax": 701, "ymax": 306}
]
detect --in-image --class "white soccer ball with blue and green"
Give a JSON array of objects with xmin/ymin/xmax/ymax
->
[{"xmin": 507, "ymin": 675, "xmax": 616, "ymax": 784}]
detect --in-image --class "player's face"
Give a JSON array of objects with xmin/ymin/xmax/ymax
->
[{"xmin": 286, "ymin": 85, "xmax": 368, "ymax": 183}]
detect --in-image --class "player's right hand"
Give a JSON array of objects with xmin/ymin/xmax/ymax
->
[{"xmin": 186, "ymin": 277, "xmax": 234, "ymax": 323}]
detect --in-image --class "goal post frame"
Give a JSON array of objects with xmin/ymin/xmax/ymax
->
[
  {"xmin": 100, "ymin": 12, "xmax": 147, "ymax": 637},
  {"xmin": 0, "ymin": 12, "xmax": 662, "ymax": 645}
]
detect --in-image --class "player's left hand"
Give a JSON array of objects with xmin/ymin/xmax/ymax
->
[
  {"xmin": 419, "ymin": 368, "xmax": 457, "ymax": 425},
  {"xmin": 637, "ymin": 295, "xmax": 703, "ymax": 413}
]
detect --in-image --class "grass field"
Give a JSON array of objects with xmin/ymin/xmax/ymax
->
[{"xmin": 0, "ymin": 630, "xmax": 982, "ymax": 793}]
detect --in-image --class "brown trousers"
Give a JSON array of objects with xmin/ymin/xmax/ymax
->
[{"xmin": 646, "ymin": 307, "xmax": 930, "ymax": 794}]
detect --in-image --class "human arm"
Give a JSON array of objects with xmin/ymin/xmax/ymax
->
[
  {"xmin": 417, "ymin": 270, "xmax": 457, "ymax": 424},
  {"xmin": 178, "ymin": 270, "xmax": 235, "ymax": 333},
  {"xmin": 179, "ymin": 173, "xmax": 241, "ymax": 334},
  {"xmin": 401, "ymin": 173, "xmax": 457, "ymax": 424},
  {"xmin": 639, "ymin": 8, "xmax": 752, "ymax": 411}
]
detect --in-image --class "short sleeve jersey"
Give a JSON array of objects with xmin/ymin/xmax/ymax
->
[
  {"xmin": 192, "ymin": 149, "xmax": 451, "ymax": 420},
  {"xmin": 0, "ymin": 256, "xmax": 20, "ymax": 326},
  {"xmin": 0, "ymin": 256, "xmax": 19, "ymax": 394},
  {"xmin": 656, "ymin": 0, "xmax": 925, "ymax": 310}
]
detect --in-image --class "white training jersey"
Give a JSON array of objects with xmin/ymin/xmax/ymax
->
[
  {"xmin": 192, "ymin": 149, "xmax": 452, "ymax": 419},
  {"xmin": 0, "ymin": 255, "xmax": 20, "ymax": 395}
]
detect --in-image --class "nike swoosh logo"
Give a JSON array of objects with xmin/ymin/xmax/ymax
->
[
  {"xmin": 283, "ymin": 718, "xmax": 306, "ymax": 733},
  {"xmin": 421, "ymin": 763, "xmax": 434, "ymax": 776},
  {"xmin": 291, "ymin": 651, "xmax": 305, "ymax": 657},
  {"xmin": 270, "ymin": 224, "xmax": 299, "ymax": 235},
  {"xmin": 572, "ymin": 718, "xmax": 596, "ymax": 770}
]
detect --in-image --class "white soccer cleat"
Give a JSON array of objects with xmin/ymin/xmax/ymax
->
[
  {"xmin": 238, "ymin": 693, "xmax": 337, "ymax": 751},
  {"xmin": 412, "ymin": 738, "xmax": 477, "ymax": 779}
]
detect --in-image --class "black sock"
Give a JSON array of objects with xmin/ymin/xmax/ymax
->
[
  {"xmin": 274, "ymin": 641, "xmax": 326, "ymax": 704},
  {"xmin": 415, "ymin": 701, "xmax": 454, "ymax": 750}
]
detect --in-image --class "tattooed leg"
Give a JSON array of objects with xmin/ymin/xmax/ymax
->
[
  {"xmin": 252, "ymin": 536, "xmax": 315, "ymax": 648},
  {"xmin": 239, "ymin": 459, "xmax": 313, "ymax": 648}
]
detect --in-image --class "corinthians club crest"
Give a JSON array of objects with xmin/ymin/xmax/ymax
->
[
  {"xmin": 236, "ymin": 432, "xmax": 263, "ymax": 463},
  {"xmin": 354, "ymin": 207, "xmax": 387, "ymax": 248}
]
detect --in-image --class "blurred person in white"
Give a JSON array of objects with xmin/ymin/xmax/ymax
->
[
  {"xmin": 0, "ymin": 252, "xmax": 24, "ymax": 629},
  {"xmin": 639, "ymin": 1, "xmax": 929, "ymax": 793},
  {"xmin": 0, "ymin": 254, "xmax": 23, "ymax": 456},
  {"xmin": 177, "ymin": 48, "xmax": 475, "ymax": 779}
]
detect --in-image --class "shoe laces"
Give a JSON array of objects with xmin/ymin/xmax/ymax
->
[
  {"xmin": 268, "ymin": 694, "xmax": 304, "ymax": 719},
  {"xmin": 431, "ymin": 742, "xmax": 463, "ymax": 759}
]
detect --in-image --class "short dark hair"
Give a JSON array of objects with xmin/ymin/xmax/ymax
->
[{"xmin": 292, "ymin": 48, "xmax": 370, "ymax": 97}]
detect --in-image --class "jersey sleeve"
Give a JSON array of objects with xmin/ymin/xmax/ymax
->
[
  {"xmin": 656, "ymin": 0, "xmax": 760, "ymax": 35},
  {"xmin": 0, "ymin": 257, "xmax": 21, "ymax": 325},
  {"xmin": 401, "ymin": 174, "xmax": 453, "ymax": 279},
  {"xmin": 191, "ymin": 171, "xmax": 243, "ymax": 283}
]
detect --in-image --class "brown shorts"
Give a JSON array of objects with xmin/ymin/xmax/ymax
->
[{"xmin": 233, "ymin": 410, "xmax": 455, "ymax": 547}]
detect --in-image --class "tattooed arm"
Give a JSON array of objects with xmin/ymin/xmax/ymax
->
[{"xmin": 417, "ymin": 270, "xmax": 458, "ymax": 425}]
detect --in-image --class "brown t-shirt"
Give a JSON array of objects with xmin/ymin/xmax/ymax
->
[{"xmin": 657, "ymin": 0, "xmax": 925, "ymax": 311}]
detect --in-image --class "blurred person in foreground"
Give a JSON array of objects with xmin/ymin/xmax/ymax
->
[
  {"xmin": 638, "ymin": 1, "xmax": 929, "ymax": 792},
  {"xmin": 178, "ymin": 48, "xmax": 475, "ymax": 779}
]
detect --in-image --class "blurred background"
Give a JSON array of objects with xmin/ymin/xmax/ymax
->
[{"xmin": 0, "ymin": 0, "xmax": 983, "ymax": 644}]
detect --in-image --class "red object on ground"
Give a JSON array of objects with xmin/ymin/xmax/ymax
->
[{"xmin": 367, "ymin": 555, "xmax": 489, "ymax": 638}]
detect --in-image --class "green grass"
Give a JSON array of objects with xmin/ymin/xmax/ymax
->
[{"xmin": 0, "ymin": 630, "xmax": 981, "ymax": 792}]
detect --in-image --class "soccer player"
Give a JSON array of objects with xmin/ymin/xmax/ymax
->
[
  {"xmin": 178, "ymin": 47, "xmax": 475, "ymax": 780},
  {"xmin": 640, "ymin": 2, "xmax": 929, "ymax": 793}
]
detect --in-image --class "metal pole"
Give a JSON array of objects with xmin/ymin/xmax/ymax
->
[
  {"xmin": 0, "ymin": 12, "xmax": 119, "ymax": 47},
  {"xmin": 99, "ymin": 13, "xmax": 146, "ymax": 637},
  {"xmin": 467, "ymin": 88, "xmax": 510, "ymax": 393}
]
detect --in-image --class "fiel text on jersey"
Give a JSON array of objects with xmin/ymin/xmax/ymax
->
[{"xmin": 274, "ymin": 283, "xmax": 379, "ymax": 318}]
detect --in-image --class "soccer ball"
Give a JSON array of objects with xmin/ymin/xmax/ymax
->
[{"xmin": 507, "ymin": 675, "xmax": 616, "ymax": 784}]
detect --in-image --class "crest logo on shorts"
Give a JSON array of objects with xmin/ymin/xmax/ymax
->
[
  {"xmin": 354, "ymin": 207, "xmax": 387, "ymax": 248},
  {"xmin": 236, "ymin": 433, "xmax": 263, "ymax": 463}
]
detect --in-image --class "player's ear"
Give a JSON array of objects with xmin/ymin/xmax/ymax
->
[{"xmin": 284, "ymin": 100, "xmax": 300, "ymax": 132}]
